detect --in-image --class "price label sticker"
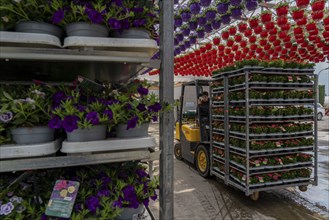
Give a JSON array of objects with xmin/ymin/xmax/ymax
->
[{"xmin": 45, "ymin": 180, "xmax": 80, "ymax": 219}]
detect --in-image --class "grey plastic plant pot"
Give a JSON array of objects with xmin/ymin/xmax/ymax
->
[
  {"xmin": 65, "ymin": 22, "xmax": 109, "ymax": 37},
  {"xmin": 116, "ymin": 123, "xmax": 149, "ymax": 138},
  {"xmin": 15, "ymin": 21, "xmax": 62, "ymax": 39},
  {"xmin": 112, "ymin": 28, "xmax": 150, "ymax": 39},
  {"xmin": 10, "ymin": 126, "xmax": 55, "ymax": 145},
  {"xmin": 115, "ymin": 205, "xmax": 144, "ymax": 220},
  {"xmin": 66, "ymin": 125, "xmax": 107, "ymax": 142}
]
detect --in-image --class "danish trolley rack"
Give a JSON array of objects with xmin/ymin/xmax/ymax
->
[{"xmin": 210, "ymin": 66, "xmax": 318, "ymax": 200}]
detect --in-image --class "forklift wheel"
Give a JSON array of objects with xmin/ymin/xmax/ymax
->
[
  {"xmin": 195, "ymin": 145, "xmax": 210, "ymax": 178},
  {"xmin": 174, "ymin": 143, "xmax": 183, "ymax": 160},
  {"xmin": 250, "ymin": 192, "xmax": 260, "ymax": 201},
  {"xmin": 298, "ymin": 185, "xmax": 308, "ymax": 192}
]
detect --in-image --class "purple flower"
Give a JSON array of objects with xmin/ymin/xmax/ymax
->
[
  {"xmin": 122, "ymin": 185, "xmax": 139, "ymax": 208},
  {"xmin": 246, "ymin": 0, "xmax": 258, "ymax": 11},
  {"xmin": 0, "ymin": 111, "xmax": 13, "ymax": 123},
  {"xmin": 136, "ymin": 169, "xmax": 148, "ymax": 178},
  {"xmin": 197, "ymin": 17, "xmax": 207, "ymax": 26},
  {"xmin": 174, "ymin": 18, "xmax": 183, "ymax": 27},
  {"xmin": 74, "ymin": 203, "xmax": 83, "ymax": 212},
  {"xmin": 86, "ymin": 111, "xmax": 99, "ymax": 125},
  {"xmin": 189, "ymin": 21, "xmax": 198, "ymax": 30},
  {"xmin": 41, "ymin": 214, "xmax": 47, "ymax": 220},
  {"xmin": 127, "ymin": 116, "xmax": 139, "ymax": 130},
  {"xmin": 137, "ymin": 104, "xmax": 146, "ymax": 112},
  {"xmin": 113, "ymin": 0, "xmax": 123, "ymax": 6},
  {"xmin": 212, "ymin": 19, "xmax": 221, "ymax": 30},
  {"xmin": 179, "ymin": 44, "xmax": 186, "ymax": 51},
  {"xmin": 200, "ymin": 0, "xmax": 211, "ymax": 7},
  {"xmin": 137, "ymin": 86, "xmax": 149, "ymax": 96},
  {"xmin": 221, "ymin": 14, "xmax": 231, "ymax": 24},
  {"xmin": 204, "ymin": 23, "xmax": 212, "ymax": 33},
  {"xmin": 197, "ymin": 29, "xmax": 205, "ymax": 38},
  {"xmin": 217, "ymin": 3, "xmax": 229, "ymax": 14},
  {"xmin": 182, "ymin": 28, "xmax": 190, "ymax": 36},
  {"xmin": 85, "ymin": 196, "xmax": 99, "ymax": 213},
  {"xmin": 181, "ymin": 11, "xmax": 191, "ymax": 22},
  {"xmin": 151, "ymin": 192, "xmax": 158, "ymax": 201},
  {"xmin": 184, "ymin": 40, "xmax": 191, "ymax": 48},
  {"xmin": 97, "ymin": 189, "xmax": 110, "ymax": 197},
  {"xmin": 74, "ymin": 104, "xmax": 85, "ymax": 112},
  {"xmin": 52, "ymin": 91, "xmax": 66, "ymax": 107},
  {"xmin": 230, "ymin": 0, "xmax": 242, "ymax": 6},
  {"xmin": 113, "ymin": 197, "xmax": 123, "ymax": 208},
  {"xmin": 205, "ymin": 10, "xmax": 216, "ymax": 21},
  {"xmin": 86, "ymin": 8, "xmax": 103, "ymax": 24},
  {"xmin": 52, "ymin": 9, "xmax": 64, "ymax": 24},
  {"xmin": 48, "ymin": 116, "xmax": 61, "ymax": 129},
  {"xmin": 133, "ymin": 19, "xmax": 146, "ymax": 27},
  {"xmin": 176, "ymin": 33, "xmax": 184, "ymax": 42},
  {"xmin": 190, "ymin": 37, "xmax": 197, "ymax": 44},
  {"xmin": 62, "ymin": 115, "xmax": 79, "ymax": 132},
  {"xmin": 108, "ymin": 18, "xmax": 122, "ymax": 30},
  {"xmin": 148, "ymin": 103, "xmax": 161, "ymax": 112},
  {"xmin": 231, "ymin": 8, "xmax": 242, "ymax": 19},
  {"xmin": 125, "ymin": 103, "xmax": 132, "ymax": 110},
  {"xmin": 190, "ymin": 3, "xmax": 201, "ymax": 14},
  {"xmin": 121, "ymin": 19, "xmax": 130, "ymax": 30},
  {"xmin": 143, "ymin": 198, "xmax": 150, "ymax": 207},
  {"xmin": 103, "ymin": 109, "xmax": 113, "ymax": 120},
  {"xmin": 132, "ymin": 7, "xmax": 144, "ymax": 13},
  {"xmin": 0, "ymin": 202, "xmax": 14, "ymax": 215}
]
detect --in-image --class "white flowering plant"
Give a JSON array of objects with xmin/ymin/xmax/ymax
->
[{"xmin": 0, "ymin": 85, "xmax": 52, "ymax": 128}]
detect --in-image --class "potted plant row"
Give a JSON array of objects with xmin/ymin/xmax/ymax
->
[
  {"xmin": 0, "ymin": 79, "xmax": 169, "ymax": 146},
  {"xmin": 0, "ymin": 0, "xmax": 158, "ymax": 39},
  {"xmin": 229, "ymin": 90, "xmax": 313, "ymax": 101},
  {"xmin": 229, "ymin": 106, "xmax": 313, "ymax": 116},
  {"xmin": 0, "ymin": 162, "xmax": 159, "ymax": 220},
  {"xmin": 230, "ymin": 123, "xmax": 313, "ymax": 134},
  {"xmin": 229, "ymin": 137, "xmax": 314, "ymax": 150},
  {"xmin": 230, "ymin": 153, "xmax": 312, "ymax": 168}
]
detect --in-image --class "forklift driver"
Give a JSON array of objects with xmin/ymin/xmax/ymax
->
[{"xmin": 198, "ymin": 91, "xmax": 209, "ymax": 140}]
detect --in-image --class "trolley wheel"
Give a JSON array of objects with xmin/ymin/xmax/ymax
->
[
  {"xmin": 298, "ymin": 185, "xmax": 308, "ymax": 192},
  {"xmin": 250, "ymin": 192, "xmax": 260, "ymax": 201},
  {"xmin": 195, "ymin": 145, "xmax": 210, "ymax": 178},
  {"xmin": 174, "ymin": 143, "xmax": 183, "ymax": 160}
]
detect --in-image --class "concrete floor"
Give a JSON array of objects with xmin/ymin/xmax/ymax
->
[{"xmin": 148, "ymin": 117, "xmax": 329, "ymax": 220}]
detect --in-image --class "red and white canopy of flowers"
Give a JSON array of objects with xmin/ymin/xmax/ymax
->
[{"xmin": 149, "ymin": 0, "xmax": 329, "ymax": 77}]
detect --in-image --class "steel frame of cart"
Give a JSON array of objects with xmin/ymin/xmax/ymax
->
[{"xmin": 210, "ymin": 67, "xmax": 318, "ymax": 199}]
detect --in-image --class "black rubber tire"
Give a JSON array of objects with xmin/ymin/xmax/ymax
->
[
  {"xmin": 195, "ymin": 145, "xmax": 210, "ymax": 178},
  {"xmin": 317, "ymin": 113, "xmax": 323, "ymax": 121},
  {"xmin": 174, "ymin": 143, "xmax": 183, "ymax": 160}
]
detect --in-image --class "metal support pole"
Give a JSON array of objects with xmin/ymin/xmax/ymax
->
[
  {"xmin": 224, "ymin": 75, "xmax": 230, "ymax": 185},
  {"xmin": 314, "ymin": 74, "xmax": 318, "ymax": 186},
  {"xmin": 159, "ymin": 0, "xmax": 174, "ymax": 220}
]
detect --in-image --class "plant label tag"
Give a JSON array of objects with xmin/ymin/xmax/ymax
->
[
  {"xmin": 278, "ymin": 159, "xmax": 283, "ymax": 165},
  {"xmin": 280, "ymin": 126, "xmax": 286, "ymax": 132},
  {"xmin": 45, "ymin": 180, "xmax": 80, "ymax": 219},
  {"xmin": 242, "ymin": 175, "xmax": 246, "ymax": 181},
  {"xmin": 258, "ymin": 177, "xmax": 264, "ymax": 183},
  {"xmin": 288, "ymin": 76, "xmax": 293, "ymax": 82},
  {"xmin": 262, "ymin": 159, "xmax": 268, "ymax": 165},
  {"xmin": 276, "ymin": 142, "xmax": 281, "ymax": 147},
  {"xmin": 297, "ymin": 76, "xmax": 301, "ymax": 81},
  {"xmin": 255, "ymin": 160, "xmax": 260, "ymax": 167}
]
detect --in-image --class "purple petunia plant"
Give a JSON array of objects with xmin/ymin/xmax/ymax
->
[
  {"xmin": 49, "ymin": 90, "xmax": 113, "ymax": 133},
  {"xmin": 109, "ymin": 79, "xmax": 170, "ymax": 130}
]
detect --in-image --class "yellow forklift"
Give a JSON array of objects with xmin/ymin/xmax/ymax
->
[{"xmin": 174, "ymin": 80, "xmax": 211, "ymax": 177}]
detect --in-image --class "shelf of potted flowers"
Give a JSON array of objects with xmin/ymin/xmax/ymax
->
[
  {"xmin": 0, "ymin": 84, "xmax": 61, "ymax": 159},
  {"xmin": 0, "ymin": 162, "xmax": 159, "ymax": 219}
]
